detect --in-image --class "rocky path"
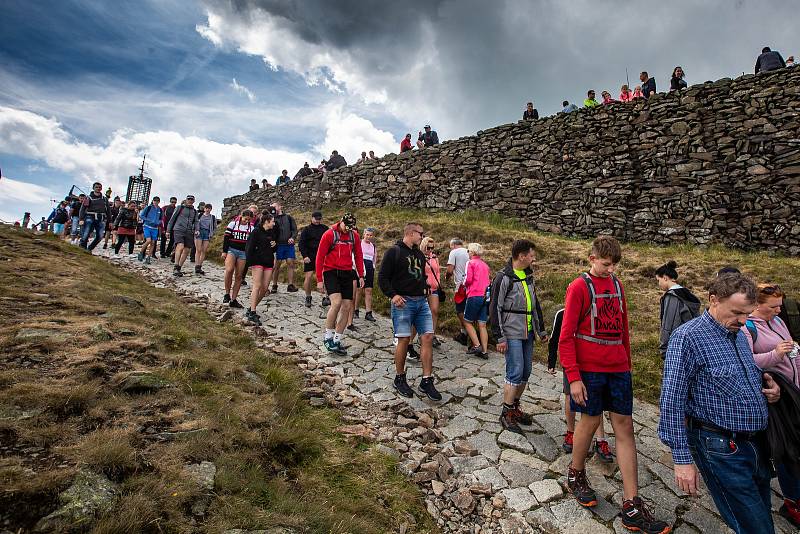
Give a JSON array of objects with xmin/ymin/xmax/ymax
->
[{"xmin": 99, "ymin": 250, "xmax": 796, "ymax": 534}]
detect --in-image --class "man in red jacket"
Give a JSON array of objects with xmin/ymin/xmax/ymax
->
[{"xmin": 316, "ymin": 212, "xmax": 364, "ymax": 356}]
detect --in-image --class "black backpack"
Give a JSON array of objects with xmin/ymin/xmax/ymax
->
[{"xmin": 779, "ymin": 297, "xmax": 800, "ymax": 341}]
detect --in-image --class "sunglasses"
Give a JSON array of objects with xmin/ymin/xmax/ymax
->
[
  {"xmin": 762, "ymin": 285, "xmax": 783, "ymax": 295},
  {"xmin": 426, "ymin": 246, "xmax": 435, "ymax": 250}
]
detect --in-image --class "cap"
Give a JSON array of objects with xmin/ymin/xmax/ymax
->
[
  {"xmin": 186, "ymin": 194, "xmax": 195, "ymax": 200},
  {"xmin": 341, "ymin": 212, "xmax": 357, "ymax": 230},
  {"xmin": 312, "ymin": 211, "xmax": 323, "ymax": 219},
  {"xmin": 424, "ymin": 124, "xmax": 431, "ymax": 128}
]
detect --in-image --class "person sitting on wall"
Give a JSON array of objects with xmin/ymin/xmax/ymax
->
[
  {"xmin": 640, "ymin": 71, "xmax": 656, "ymax": 98},
  {"xmin": 249, "ymin": 179, "xmax": 259, "ymax": 191},
  {"xmin": 325, "ymin": 150, "xmax": 347, "ymax": 171},
  {"xmin": 755, "ymin": 46, "xmax": 786, "ymax": 73},
  {"xmin": 368, "ymin": 150, "xmax": 377, "ymax": 160},
  {"xmin": 562, "ymin": 100, "xmax": 579, "ymax": 113},
  {"xmin": 401, "ymin": 133, "xmax": 413, "ymax": 153},
  {"xmin": 523, "ymin": 102, "xmax": 539, "ymax": 120},
  {"xmin": 356, "ymin": 151, "xmax": 369, "ymax": 164},
  {"xmin": 601, "ymin": 91, "xmax": 616, "ymax": 105},
  {"xmin": 670, "ymin": 66, "xmax": 687, "ymax": 91},
  {"xmin": 261, "ymin": 178, "xmax": 269, "ymax": 189},
  {"xmin": 276, "ymin": 169, "xmax": 291, "ymax": 186},
  {"xmin": 583, "ymin": 90, "xmax": 599, "ymax": 107},
  {"xmin": 416, "ymin": 125, "xmax": 439, "ymax": 149},
  {"xmin": 619, "ymin": 85, "xmax": 634, "ymax": 102},
  {"xmin": 316, "ymin": 159, "xmax": 327, "ymax": 174},
  {"xmin": 294, "ymin": 162, "xmax": 314, "ymax": 179}
]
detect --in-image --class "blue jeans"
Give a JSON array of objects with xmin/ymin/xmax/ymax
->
[
  {"xmin": 777, "ymin": 462, "xmax": 800, "ymax": 501},
  {"xmin": 391, "ymin": 296, "xmax": 433, "ymax": 338},
  {"xmin": 70, "ymin": 216, "xmax": 81, "ymax": 237},
  {"xmin": 688, "ymin": 427, "xmax": 773, "ymax": 534},
  {"xmin": 80, "ymin": 214, "xmax": 105, "ymax": 250},
  {"xmin": 504, "ymin": 332, "xmax": 534, "ymax": 386}
]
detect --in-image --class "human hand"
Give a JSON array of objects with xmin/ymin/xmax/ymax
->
[
  {"xmin": 674, "ymin": 463, "xmax": 700, "ymax": 496},
  {"xmin": 547, "ymin": 367, "xmax": 556, "ymax": 375},
  {"xmin": 270, "ymin": 241, "xmax": 276, "ymax": 247},
  {"xmin": 358, "ymin": 277, "xmax": 364, "ymax": 289},
  {"xmin": 540, "ymin": 334, "xmax": 550, "ymax": 342},
  {"xmin": 288, "ymin": 238, "xmax": 295, "ymax": 245},
  {"xmin": 303, "ymin": 257, "xmax": 311, "ymax": 264},
  {"xmin": 762, "ymin": 373, "xmax": 780, "ymax": 404},
  {"xmin": 496, "ymin": 341, "xmax": 507, "ymax": 353},
  {"xmin": 775, "ymin": 341, "xmax": 795, "ymax": 358},
  {"xmin": 391, "ymin": 295, "xmax": 406, "ymax": 308},
  {"xmin": 221, "ymin": 253, "xmax": 227, "ymax": 260},
  {"xmin": 317, "ymin": 281, "xmax": 324, "ymax": 292},
  {"xmin": 569, "ymin": 380, "xmax": 588, "ymax": 407}
]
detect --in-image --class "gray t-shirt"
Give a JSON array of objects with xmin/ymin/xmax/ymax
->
[{"xmin": 447, "ymin": 247, "xmax": 470, "ymax": 286}]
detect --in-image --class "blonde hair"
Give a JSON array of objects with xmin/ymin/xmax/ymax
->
[
  {"xmin": 467, "ymin": 242, "xmax": 483, "ymax": 256},
  {"xmin": 420, "ymin": 236, "xmax": 435, "ymax": 253}
]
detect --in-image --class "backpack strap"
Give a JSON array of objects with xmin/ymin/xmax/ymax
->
[
  {"xmin": 745, "ymin": 319, "xmax": 758, "ymax": 345},
  {"xmin": 580, "ymin": 273, "xmax": 597, "ymax": 336}
]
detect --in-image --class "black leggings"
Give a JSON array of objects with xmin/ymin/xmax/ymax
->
[{"xmin": 115, "ymin": 234, "xmax": 135, "ymax": 254}]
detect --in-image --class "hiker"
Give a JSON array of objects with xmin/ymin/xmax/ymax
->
[
  {"xmin": 670, "ymin": 66, "xmax": 687, "ymax": 91},
  {"xmin": 601, "ymin": 91, "xmax": 616, "ymax": 105},
  {"xmin": 417, "ymin": 125, "xmax": 439, "ymax": 148},
  {"xmin": 135, "ymin": 202, "xmax": 145, "ymax": 245},
  {"xmin": 194, "ymin": 203, "xmax": 216, "ymax": 275},
  {"xmin": 249, "ymin": 178, "xmax": 259, "ymax": 191},
  {"xmin": 755, "ymin": 46, "xmax": 786, "ymax": 74},
  {"xmin": 742, "ymin": 283, "xmax": 800, "ymax": 528},
  {"xmin": 420, "ymin": 236, "xmax": 443, "ymax": 347},
  {"xmin": 353, "ymin": 227, "xmax": 377, "ymax": 322},
  {"xmin": 619, "ymin": 85, "xmax": 634, "ymax": 102},
  {"xmin": 48, "ymin": 201, "xmax": 69, "ymax": 237},
  {"xmin": 222, "ymin": 209, "xmax": 254, "ymax": 308},
  {"xmin": 446, "ymin": 238, "xmax": 470, "ymax": 345},
  {"xmin": 787, "ymin": 56, "xmax": 796, "ymax": 68},
  {"xmin": 166, "ymin": 195, "xmax": 198, "ymax": 277},
  {"xmin": 325, "ymin": 150, "xmax": 347, "ymax": 171},
  {"xmin": 160, "ymin": 197, "xmax": 178, "ymax": 259},
  {"xmin": 244, "ymin": 211, "xmax": 278, "ymax": 326},
  {"xmin": 561, "ymin": 100, "xmax": 579, "ymax": 113},
  {"xmin": 238, "ymin": 203, "xmax": 260, "ymax": 287},
  {"xmin": 113, "ymin": 201, "xmax": 138, "ymax": 254},
  {"xmin": 36, "ymin": 217, "xmax": 48, "ymax": 232},
  {"xmin": 378, "ymin": 222, "xmax": 441, "ymax": 401},
  {"xmin": 640, "ymin": 71, "xmax": 656, "ymax": 98},
  {"xmin": 79, "ymin": 182, "xmax": 111, "ymax": 250},
  {"xmin": 269, "ymin": 202, "xmax": 299, "ymax": 293},
  {"xmin": 632, "ymin": 86, "xmax": 644, "ymax": 99},
  {"xmin": 294, "ymin": 162, "xmax": 314, "ymax": 179},
  {"xmin": 189, "ymin": 202, "xmax": 205, "ymax": 264},
  {"xmin": 400, "ymin": 133, "xmax": 413, "ymax": 153},
  {"xmin": 103, "ymin": 197, "xmax": 122, "ymax": 250},
  {"xmin": 298, "ymin": 211, "xmax": 328, "ymax": 308},
  {"xmin": 276, "ymin": 170, "xmax": 290, "ymax": 186},
  {"xmin": 368, "ymin": 150, "xmax": 377, "ymax": 160},
  {"xmin": 69, "ymin": 194, "xmax": 85, "ymax": 244},
  {"xmin": 561, "ymin": 236, "xmax": 670, "ymax": 533},
  {"xmin": 315, "ymin": 213, "xmax": 364, "ymax": 356},
  {"xmin": 659, "ymin": 273, "xmax": 780, "ymax": 534},
  {"xmin": 656, "ymin": 260, "xmax": 701, "ymax": 358},
  {"xmin": 262, "ymin": 178, "xmax": 269, "ymax": 189},
  {"xmin": 463, "ymin": 243, "xmax": 491, "ymax": 359},
  {"xmin": 522, "ymin": 102, "xmax": 539, "ymax": 120},
  {"xmin": 137, "ymin": 197, "xmax": 162, "ymax": 264},
  {"xmin": 490, "ymin": 239, "xmax": 548, "ymax": 434},
  {"xmin": 356, "ymin": 151, "xmax": 368, "ymax": 164},
  {"xmin": 583, "ymin": 90, "xmax": 599, "ymax": 108}
]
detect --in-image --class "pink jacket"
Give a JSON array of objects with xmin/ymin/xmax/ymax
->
[
  {"xmin": 464, "ymin": 257, "xmax": 490, "ymax": 298},
  {"xmin": 424, "ymin": 254, "xmax": 441, "ymax": 291},
  {"xmin": 619, "ymin": 91, "xmax": 633, "ymax": 102},
  {"xmin": 741, "ymin": 315, "xmax": 799, "ymax": 387}
]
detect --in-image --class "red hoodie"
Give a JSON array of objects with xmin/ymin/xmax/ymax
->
[
  {"xmin": 558, "ymin": 273, "xmax": 631, "ymax": 384},
  {"xmin": 315, "ymin": 226, "xmax": 365, "ymax": 282}
]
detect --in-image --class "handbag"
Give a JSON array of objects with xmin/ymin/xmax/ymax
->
[
  {"xmin": 425, "ymin": 256, "xmax": 447, "ymax": 302},
  {"xmin": 454, "ymin": 284, "xmax": 467, "ymax": 304}
]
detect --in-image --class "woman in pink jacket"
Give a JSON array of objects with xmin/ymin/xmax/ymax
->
[
  {"xmin": 619, "ymin": 84, "xmax": 634, "ymax": 102},
  {"xmin": 741, "ymin": 283, "xmax": 800, "ymax": 527},
  {"xmin": 463, "ymin": 242, "xmax": 491, "ymax": 359},
  {"xmin": 421, "ymin": 236, "xmax": 443, "ymax": 348}
]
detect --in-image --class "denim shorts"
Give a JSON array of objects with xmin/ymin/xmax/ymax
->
[
  {"xmin": 569, "ymin": 371, "xmax": 633, "ymax": 416},
  {"xmin": 505, "ymin": 333, "xmax": 534, "ymax": 386},
  {"xmin": 52, "ymin": 223, "xmax": 65, "ymax": 235},
  {"xmin": 276, "ymin": 244, "xmax": 296, "ymax": 260},
  {"xmin": 70, "ymin": 216, "xmax": 81, "ymax": 236},
  {"xmin": 227, "ymin": 248, "xmax": 247, "ymax": 261},
  {"xmin": 198, "ymin": 228, "xmax": 210, "ymax": 241},
  {"xmin": 143, "ymin": 227, "xmax": 159, "ymax": 241},
  {"xmin": 464, "ymin": 296, "xmax": 488, "ymax": 323},
  {"xmin": 391, "ymin": 296, "xmax": 434, "ymax": 338}
]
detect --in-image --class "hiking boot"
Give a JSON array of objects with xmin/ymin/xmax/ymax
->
[
  {"xmin": 304, "ymin": 295, "xmax": 312, "ymax": 308},
  {"xmin": 500, "ymin": 408, "xmax": 523, "ymax": 434},
  {"xmin": 287, "ymin": 284, "xmax": 298, "ymax": 293},
  {"xmin": 512, "ymin": 400, "xmax": 533, "ymax": 426},
  {"xmin": 407, "ymin": 345, "xmax": 420, "ymax": 360},
  {"xmin": 562, "ymin": 431, "xmax": 574, "ymax": 453},
  {"xmin": 393, "ymin": 374, "xmax": 414, "ymax": 398},
  {"xmin": 229, "ymin": 298, "xmax": 244, "ymax": 309},
  {"xmin": 223, "ymin": 293, "xmax": 231, "ymax": 304},
  {"xmin": 567, "ymin": 465, "xmax": 597, "ymax": 507},
  {"xmin": 271, "ymin": 284, "xmax": 278, "ymax": 293},
  {"xmin": 170, "ymin": 254, "xmax": 175, "ymax": 263},
  {"xmin": 594, "ymin": 439, "xmax": 615, "ymax": 463},
  {"xmin": 331, "ymin": 340, "xmax": 348, "ymax": 356},
  {"xmin": 364, "ymin": 311, "xmax": 376, "ymax": 322},
  {"xmin": 477, "ymin": 350, "xmax": 489, "ymax": 360},
  {"xmin": 103, "ymin": 243, "xmax": 108, "ymax": 250},
  {"xmin": 195, "ymin": 265, "xmax": 205, "ymax": 275},
  {"xmin": 453, "ymin": 331, "xmax": 469, "ymax": 346},
  {"xmin": 780, "ymin": 498, "xmax": 800, "ymax": 528},
  {"xmin": 321, "ymin": 296, "xmax": 331, "ymax": 307},
  {"xmin": 353, "ymin": 309, "xmax": 360, "ymax": 319},
  {"xmin": 418, "ymin": 377, "xmax": 442, "ymax": 401},
  {"xmin": 173, "ymin": 266, "xmax": 183, "ymax": 277},
  {"xmin": 347, "ymin": 324, "xmax": 360, "ymax": 333},
  {"xmin": 137, "ymin": 252, "xmax": 144, "ymax": 261},
  {"xmin": 621, "ymin": 496, "xmax": 671, "ymax": 534},
  {"xmin": 245, "ymin": 310, "xmax": 262, "ymax": 326}
]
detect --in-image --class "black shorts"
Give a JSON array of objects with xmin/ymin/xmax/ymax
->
[
  {"xmin": 304, "ymin": 251, "xmax": 317, "ymax": 273},
  {"xmin": 323, "ymin": 269, "xmax": 355, "ymax": 300},
  {"xmin": 363, "ymin": 260, "xmax": 375, "ymax": 288}
]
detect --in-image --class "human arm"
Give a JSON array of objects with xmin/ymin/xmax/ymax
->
[
  {"xmin": 377, "ymin": 247, "xmax": 397, "ymax": 299},
  {"xmin": 659, "ymin": 294, "xmax": 682, "ymax": 358},
  {"xmin": 533, "ymin": 109, "xmax": 539, "ymax": 120},
  {"xmin": 621, "ymin": 284, "xmax": 631, "ymax": 367},
  {"xmin": 166, "ymin": 206, "xmax": 180, "ymax": 233},
  {"xmin": 548, "ymin": 310, "xmax": 564, "ymax": 371},
  {"xmin": 315, "ymin": 230, "xmax": 332, "ymax": 283},
  {"xmin": 244, "ymin": 232, "xmax": 256, "ymax": 265},
  {"xmin": 222, "ymin": 222, "xmax": 232, "ymax": 254},
  {"xmin": 298, "ymin": 227, "xmax": 309, "ymax": 258},
  {"xmin": 289, "ymin": 215, "xmax": 297, "ymax": 243},
  {"xmin": 533, "ymin": 288, "xmax": 547, "ymax": 339},
  {"xmin": 431, "ymin": 132, "xmax": 439, "ymax": 145},
  {"xmin": 489, "ymin": 274, "xmax": 509, "ymax": 347},
  {"xmin": 742, "ymin": 325, "xmax": 793, "ymax": 369},
  {"xmin": 463, "ymin": 260, "xmax": 474, "ymax": 291},
  {"xmin": 755, "ymin": 56, "xmax": 762, "ymax": 74},
  {"xmin": 353, "ymin": 231, "xmax": 365, "ymax": 278},
  {"xmin": 658, "ymin": 330, "xmax": 696, "ymax": 465},
  {"xmin": 558, "ymin": 280, "xmax": 584, "ymax": 384}
]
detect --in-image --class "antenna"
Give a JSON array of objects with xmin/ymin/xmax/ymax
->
[{"xmin": 626, "ymin": 68, "xmax": 630, "ymax": 89}]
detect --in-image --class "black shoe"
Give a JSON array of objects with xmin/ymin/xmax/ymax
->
[
  {"xmin": 304, "ymin": 295, "xmax": 312, "ymax": 308},
  {"xmin": 418, "ymin": 377, "xmax": 442, "ymax": 401},
  {"xmin": 432, "ymin": 336, "xmax": 442, "ymax": 348},
  {"xmin": 173, "ymin": 266, "xmax": 183, "ymax": 277},
  {"xmin": 223, "ymin": 294, "xmax": 231, "ymax": 304},
  {"xmin": 229, "ymin": 299, "xmax": 244, "ymax": 309},
  {"xmin": 364, "ymin": 311, "xmax": 376, "ymax": 322},
  {"xmin": 271, "ymin": 284, "xmax": 278, "ymax": 293},
  {"xmin": 245, "ymin": 310, "xmax": 262, "ymax": 326},
  {"xmin": 195, "ymin": 266, "xmax": 205, "ymax": 275},
  {"xmin": 466, "ymin": 345, "xmax": 481, "ymax": 355},
  {"xmin": 321, "ymin": 296, "xmax": 331, "ymax": 307},
  {"xmin": 407, "ymin": 345, "xmax": 420, "ymax": 360},
  {"xmin": 346, "ymin": 324, "xmax": 359, "ymax": 332},
  {"xmin": 241, "ymin": 279, "xmax": 247, "ymax": 287},
  {"xmin": 170, "ymin": 254, "xmax": 175, "ymax": 263},
  {"xmin": 500, "ymin": 409, "xmax": 523, "ymax": 434},
  {"xmin": 286, "ymin": 284, "xmax": 298, "ymax": 293},
  {"xmin": 453, "ymin": 331, "xmax": 469, "ymax": 346},
  {"xmin": 393, "ymin": 374, "xmax": 414, "ymax": 398},
  {"xmin": 477, "ymin": 350, "xmax": 489, "ymax": 360},
  {"xmin": 353, "ymin": 309, "xmax": 360, "ymax": 319},
  {"xmin": 567, "ymin": 466, "xmax": 597, "ymax": 507},
  {"xmin": 621, "ymin": 496, "xmax": 670, "ymax": 534},
  {"xmin": 513, "ymin": 401, "xmax": 533, "ymax": 426},
  {"xmin": 103, "ymin": 244, "xmax": 108, "ymax": 250}
]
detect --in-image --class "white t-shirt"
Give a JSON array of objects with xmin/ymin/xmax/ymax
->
[
  {"xmin": 447, "ymin": 247, "xmax": 470, "ymax": 286},
  {"xmin": 361, "ymin": 240, "xmax": 376, "ymax": 263}
]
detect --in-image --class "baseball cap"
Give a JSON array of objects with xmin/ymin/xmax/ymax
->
[
  {"xmin": 186, "ymin": 194, "xmax": 195, "ymax": 200},
  {"xmin": 424, "ymin": 124, "xmax": 431, "ymax": 128},
  {"xmin": 341, "ymin": 212, "xmax": 357, "ymax": 230},
  {"xmin": 312, "ymin": 211, "xmax": 323, "ymax": 219}
]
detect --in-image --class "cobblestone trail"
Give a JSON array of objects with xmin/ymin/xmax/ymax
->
[{"xmin": 99, "ymin": 250, "xmax": 797, "ymax": 534}]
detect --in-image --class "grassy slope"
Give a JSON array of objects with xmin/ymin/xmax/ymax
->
[
  {"xmin": 218, "ymin": 204, "xmax": 800, "ymax": 404},
  {"xmin": 0, "ymin": 226, "xmax": 434, "ymax": 533}
]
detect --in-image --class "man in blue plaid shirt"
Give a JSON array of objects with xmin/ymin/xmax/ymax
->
[{"xmin": 659, "ymin": 273, "xmax": 781, "ymax": 534}]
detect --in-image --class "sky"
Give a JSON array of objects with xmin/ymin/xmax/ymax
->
[{"xmin": 0, "ymin": 0, "xmax": 797, "ymax": 224}]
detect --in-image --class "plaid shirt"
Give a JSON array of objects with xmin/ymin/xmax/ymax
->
[{"xmin": 658, "ymin": 311, "xmax": 768, "ymax": 464}]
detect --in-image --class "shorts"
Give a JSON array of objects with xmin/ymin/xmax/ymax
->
[
  {"xmin": 455, "ymin": 299, "xmax": 466, "ymax": 314},
  {"xmin": 391, "ymin": 296, "xmax": 434, "ymax": 338},
  {"xmin": 464, "ymin": 296, "xmax": 488, "ymax": 323},
  {"xmin": 323, "ymin": 269, "xmax": 355, "ymax": 300},
  {"xmin": 276, "ymin": 244, "xmax": 296, "ymax": 261},
  {"xmin": 562, "ymin": 371, "xmax": 570, "ymax": 395},
  {"xmin": 303, "ymin": 257, "xmax": 316, "ymax": 272},
  {"xmin": 143, "ymin": 227, "xmax": 159, "ymax": 241},
  {"xmin": 174, "ymin": 231, "xmax": 194, "ymax": 248},
  {"xmin": 505, "ymin": 333, "xmax": 534, "ymax": 386},
  {"xmin": 363, "ymin": 260, "xmax": 375, "ymax": 288},
  {"xmin": 52, "ymin": 223, "xmax": 65, "ymax": 235},
  {"xmin": 250, "ymin": 264, "xmax": 273, "ymax": 272},
  {"xmin": 136, "ymin": 223, "xmax": 144, "ymax": 234},
  {"xmin": 227, "ymin": 248, "xmax": 247, "ymax": 261},
  {"xmin": 198, "ymin": 229, "xmax": 210, "ymax": 241},
  {"xmin": 569, "ymin": 371, "xmax": 633, "ymax": 416}
]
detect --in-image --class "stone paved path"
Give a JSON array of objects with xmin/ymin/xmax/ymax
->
[{"xmin": 99, "ymin": 250, "xmax": 797, "ymax": 534}]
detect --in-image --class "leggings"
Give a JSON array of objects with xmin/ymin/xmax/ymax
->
[{"xmin": 115, "ymin": 234, "xmax": 135, "ymax": 254}]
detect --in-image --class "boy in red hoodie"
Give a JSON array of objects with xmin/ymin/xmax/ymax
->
[{"xmin": 559, "ymin": 236, "xmax": 670, "ymax": 534}]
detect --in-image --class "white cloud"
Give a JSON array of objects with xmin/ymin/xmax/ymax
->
[
  {"xmin": 230, "ymin": 77, "xmax": 256, "ymax": 102},
  {"xmin": 0, "ymin": 176, "xmax": 57, "ymax": 224}
]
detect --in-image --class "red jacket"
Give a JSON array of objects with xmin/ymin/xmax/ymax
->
[
  {"xmin": 315, "ymin": 227, "xmax": 365, "ymax": 282},
  {"xmin": 558, "ymin": 273, "xmax": 631, "ymax": 384},
  {"xmin": 400, "ymin": 138, "xmax": 413, "ymax": 152}
]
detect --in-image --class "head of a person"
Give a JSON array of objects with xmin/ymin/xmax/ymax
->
[
  {"xmin": 361, "ymin": 151, "xmax": 367, "ymax": 158},
  {"xmin": 311, "ymin": 210, "xmax": 323, "ymax": 225},
  {"xmin": 304, "ymin": 162, "xmax": 310, "ymax": 168},
  {"xmin": 204, "ymin": 203, "xmax": 212, "ymax": 213},
  {"xmin": 270, "ymin": 202, "xmax": 282, "ymax": 214},
  {"xmin": 621, "ymin": 84, "xmax": 629, "ymax": 92},
  {"xmin": 250, "ymin": 179, "xmax": 256, "ymax": 184},
  {"xmin": 707, "ymin": 274, "xmax": 757, "ymax": 332},
  {"xmin": 127, "ymin": 200, "xmax": 137, "ymax": 209},
  {"xmin": 92, "ymin": 182, "xmax": 102, "ymax": 194},
  {"xmin": 587, "ymin": 90, "xmax": 595, "ymax": 99},
  {"xmin": 169, "ymin": 197, "xmax": 177, "ymax": 205},
  {"xmin": 450, "ymin": 238, "xmax": 463, "ymax": 250},
  {"xmin": 281, "ymin": 169, "xmax": 288, "ymax": 176},
  {"xmin": 248, "ymin": 204, "xmax": 258, "ymax": 214},
  {"xmin": 79, "ymin": 194, "xmax": 86, "ymax": 200},
  {"xmin": 420, "ymin": 236, "xmax": 436, "ymax": 256},
  {"xmin": 562, "ymin": 100, "xmax": 569, "ymax": 107},
  {"xmin": 655, "ymin": 260, "xmax": 679, "ymax": 291},
  {"xmin": 240, "ymin": 209, "xmax": 253, "ymax": 224},
  {"xmin": 259, "ymin": 211, "xmax": 274, "ymax": 230},
  {"xmin": 364, "ymin": 227, "xmax": 375, "ymax": 242},
  {"xmin": 152, "ymin": 196, "xmax": 160, "ymax": 206},
  {"xmin": 340, "ymin": 212, "xmax": 357, "ymax": 233},
  {"xmin": 526, "ymin": 102, "xmax": 533, "ymax": 109},
  {"xmin": 369, "ymin": 151, "xmax": 375, "ymax": 157},
  {"xmin": 601, "ymin": 90, "xmax": 611, "ymax": 99},
  {"xmin": 331, "ymin": 150, "xmax": 339, "ymax": 156},
  {"xmin": 404, "ymin": 222, "xmax": 424, "ymax": 246},
  {"xmin": 511, "ymin": 239, "xmax": 536, "ymax": 269},
  {"xmin": 634, "ymin": 85, "xmax": 642, "ymax": 92},
  {"xmin": 754, "ymin": 283, "xmax": 785, "ymax": 321},
  {"xmin": 424, "ymin": 125, "xmax": 431, "ymax": 132},
  {"xmin": 762, "ymin": 46, "xmax": 771, "ymax": 54},
  {"xmin": 640, "ymin": 71, "xmax": 648, "ymax": 82},
  {"xmin": 788, "ymin": 56, "xmax": 795, "ymax": 64},
  {"xmin": 672, "ymin": 66, "xmax": 684, "ymax": 79},
  {"xmin": 405, "ymin": 133, "xmax": 412, "ymax": 140},
  {"xmin": 467, "ymin": 242, "xmax": 483, "ymax": 257},
  {"xmin": 197, "ymin": 202, "xmax": 205, "ymax": 211},
  {"xmin": 589, "ymin": 235, "xmax": 622, "ymax": 277},
  {"xmin": 262, "ymin": 178, "xmax": 268, "ymax": 183},
  {"xmin": 717, "ymin": 266, "xmax": 741, "ymax": 277},
  {"xmin": 114, "ymin": 197, "xmax": 123, "ymax": 206},
  {"xmin": 186, "ymin": 194, "xmax": 195, "ymax": 205}
]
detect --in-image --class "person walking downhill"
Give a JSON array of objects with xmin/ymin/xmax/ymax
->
[
  {"xmin": 166, "ymin": 195, "xmax": 198, "ymax": 277},
  {"xmin": 160, "ymin": 197, "xmax": 178, "ymax": 259},
  {"xmin": 659, "ymin": 273, "xmax": 781, "ymax": 534},
  {"xmin": 316, "ymin": 213, "xmax": 364, "ymax": 356},
  {"xmin": 298, "ymin": 211, "xmax": 328, "ymax": 308},
  {"xmin": 270, "ymin": 202, "xmax": 299, "ymax": 293},
  {"xmin": 447, "ymin": 238, "xmax": 471, "ymax": 345},
  {"xmin": 103, "ymin": 197, "xmax": 122, "ymax": 250},
  {"xmin": 378, "ymin": 222, "xmax": 442, "ymax": 401},
  {"xmin": 656, "ymin": 261, "xmax": 701, "ymax": 359},
  {"xmin": 463, "ymin": 243, "xmax": 491, "ymax": 359},
  {"xmin": 221, "ymin": 209, "xmax": 254, "ymax": 308},
  {"xmin": 741, "ymin": 283, "xmax": 800, "ymax": 528},
  {"xmin": 354, "ymin": 227, "xmax": 377, "ymax": 322},
  {"xmin": 561, "ymin": 236, "xmax": 670, "ymax": 534},
  {"xmin": 194, "ymin": 203, "xmax": 216, "ymax": 275},
  {"xmin": 69, "ymin": 194, "xmax": 85, "ymax": 245},
  {"xmin": 112, "ymin": 201, "xmax": 138, "ymax": 255},
  {"xmin": 244, "ymin": 211, "xmax": 277, "ymax": 326},
  {"xmin": 79, "ymin": 182, "xmax": 111, "ymax": 250},
  {"xmin": 421, "ymin": 236, "xmax": 443, "ymax": 347},
  {"xmin": 137, "ymin": 196, "xmax": 162, "ymax": 264},
  {"xmin": 490, "ymin": 239, "xmax": 548, "ymax": 434}
]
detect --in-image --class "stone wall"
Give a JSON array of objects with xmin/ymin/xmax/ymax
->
[{"xmin": 224, "ymin": 67, "xmax": 800, "ymax": 254}]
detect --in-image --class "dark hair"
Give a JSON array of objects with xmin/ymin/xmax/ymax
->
[
  {"xmin": 152, "ymin": 196, "xmax": 160, "ymax": 202},
  {"xmin": 655, "ymin": 260, "xmax": 678, "ymax": 280},
  {"xmin": 527, "ymin": 102, "xmax": 533, "ymax": 106},
  {"xmin": 762, "ymin": 46, "xmax": 771, "ymax": 53},
  {"xmin": 590, "ymin": 235, "xmax": 622, "ymax": 263},
  {"xmin": 641, "ymin": 71, "xmax": 648, "ymax": 78},
  {"xmin": 587, "ymin": 89, "xmax": 595, "ymax": 96},
  {"xmin": 717, "ymin": 266, "xmax": 741, "ymax": 276},
  {"xmin": 562, "ymin": 100, "xmax": 569, "ymax": 107},
  {"xmin": 250, "ymin": 178, "xmax": 256, "ymax": 182},
  {"xmin": 241, "ymin": 209, "xmax": 253, "ymax": 218},
  {"xmin": 511, "ymin": 239, "xmax": 536, "ymax": 259},
  {"xmin": 204, "ymin": 203, "xmax": 212, "ymax": 210},
  {"xmin": 92, "ymin": 182, "xmax": 102, "ymax": 188},
  {"xmin": 332, "ymin": 150, "xmax": 338, "ymax": 155},
  {"xmin": 756, "ymin": 283, "xmax": 785, "ymax": 304},
  {"xmin": 708, "ymin": 273, "xmax": 756, "ymax": 303},
  {"xmin": 672, "ymin": 66, "xmax": 684, "ymax": 79},
  {"xmin": 403, "ymin": 221, "xmax": 422, "ymax": 235},
  {"xmin": 260, "ymin": 210, "xmax": 274, "ymax": 224}
]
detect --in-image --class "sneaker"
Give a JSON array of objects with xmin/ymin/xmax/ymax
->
[
  {"xmin": 137, "ymin": 252, "xmax": 144, "ymax": 261},
  {"xmin": 512, "ymin": 400, "xmax": 533, "ymax": 426},
  {"xmin": 453, "ymin": 331, "xmax": 469, "ymax": 346},
  {"xmin": 594, "ymin": 439, "xmax": 615, "ymax": 463},
  {"xmin": 229, "ymin": 299, "xmax": 244, "ymax": 309},
  {"xmin": 347, "ymin": 324, "xmax": 360, "ymax": 332},
  {"xmin": 223, "ymin": 294, "xmax": 231, "ymax": 304},
  {"xmin": 353, "ymin": 309, "xmax": 360, "ymax": 318},
  {"xmin": 241, "ymin": 279, "xmax": 247, "ymax": 287},
  {"xmin": 567, "ymin": 465, "xmax": 597, "ymax": 507},
  {"xmin": 245, "ymin": 310, "xmax": 262, "ymax": 326},
  {"xmin": 271, "ymin": 284, "xmax": 278, "ymax": 293},
  {"xmin": 324, "ymin": 339, "xmax": 347, "ymax": 356},
  {"xmin": 195, "ymin": 266, "xmax": 205, "ymax": 275},
  {"xmin": 621, "ymin": 496, "xmax": 671, "ymax": 534},
  {"xmin": 304, "ymin": 295, "xmax": 312, "ymax": 308},
  {"xmin": 364, "ymin": 311, "xmax": 376, "ymax": 322},
  {"xmin": 321, "ymin": 296, "xmax": 331, "ymax": 307},
  {"xmin": 432, "ymin": 336, "xmax": 442, "ymax": 348},
  {"xmin": 287, "ymin": 284, "xmax": 298, "ymax": 293},
  {"xmin": 173, "ymin": 266, "xmax": 183, "ymax": 277},
  {"xmin": 562, "ymin": 431, "xmax": 574, "ymax": 453},
  {"xmin": 780, "ymin": 499, "xmax": 800, "ymax": 528},
  {"xmin": 393, "ymin": 374, "xmax": 414, "ymax": 398},
  {"xmin": 407, "ymin": 345, "xmax": 420, "ymax": 360},
  {"xmin": 477, "ymin": 350, "xmax": 489, "ymax": 360},
  {"xmin": 418, "ymin": 377, "xmax": 442, "ymax": 401},
  {"xmin": 500, "ymin": 408, "xmax": 523, "ymax": 434},
  {"xmin": 466, "ymin": 345, "xmax": 481, "ymax": 355}
]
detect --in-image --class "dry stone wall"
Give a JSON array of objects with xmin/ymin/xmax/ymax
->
[{"xmin": 224, "ymin": 67, "xmax": 800, "ymax": 254}]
